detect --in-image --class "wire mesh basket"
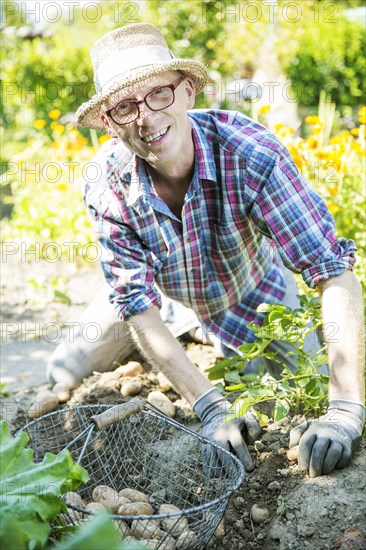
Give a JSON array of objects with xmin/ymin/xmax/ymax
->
[{"xmin": 21, "ymin": 399, "xmax": 244, "ymax": 549}]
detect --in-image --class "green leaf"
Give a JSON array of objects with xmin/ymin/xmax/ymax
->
[
  {"xmin": 273, "ymin": 400, "xmax": 290, "ymax": 422},
  {"xmin": 256, "ymin": 303, "xmax": 271, "ymax": 313},
  {"xmin": 214, "ymin": 382, "xmax": 225, "ymax": 394},
  {"xmin": 224, "ymin": 371, "xmax": 242, "ymax": 385},
  {"xmin": 256, "ymin": 411, "xmax": 270, "ymax": 427},
  {"xmin": 206, "ymin": 356, "xmax": 242, "ymax": 379},
  {"xmin": 0, "ymin": 422, "xmax": 88, "ymax": 550},
  {"xmin": 240, "ymin": 373, "xmax": 261, "ymax": 383},
  {"xmin": 55, "ymin": 511, "xmax": 146, "ymax": 550},
  {"xmin": 54, "ymin": 290, "xmax": 72, "ymax": 305},
  {"xmin": 297, "ymin": 377, "xmax": 311, "ymax": 388},
  {"xmin": 225, "ymin": 383, "xmax": 246, "ymax": 391}
]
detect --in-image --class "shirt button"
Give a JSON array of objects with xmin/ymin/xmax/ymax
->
[{"xmin": 186, "ymin": 236, "xmax": 192, "ymax": 242}]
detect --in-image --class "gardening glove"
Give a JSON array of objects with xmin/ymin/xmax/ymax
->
[
  {"xmin": 193, "ymin": 388, "xmax": 261, "ymax": 475},
  {"xmin": 289, "ymin": 399, "xmax": 365, "ymax": 478}
]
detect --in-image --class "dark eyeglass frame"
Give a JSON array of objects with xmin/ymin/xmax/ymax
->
[{"xmin": 106, "ymin": 74, "xmax": 187, "ymax": 126}]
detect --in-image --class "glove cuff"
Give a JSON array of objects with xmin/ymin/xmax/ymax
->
[
  {"xmin": 329, "ymin": 399, "xmax": 365, "ymax": 425},
  {"xmin": 193, "ymin": 388, "xmax": 227, "ymax": 422}
]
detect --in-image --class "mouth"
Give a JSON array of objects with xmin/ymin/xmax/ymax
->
[{"xmin": 141, "ymin": 126, "xmax": 170, "ymax": 144}]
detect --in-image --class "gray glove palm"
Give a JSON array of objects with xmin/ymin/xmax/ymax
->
[
  {"xmin": 193, "ymin": 388, "xmax": 261, "ymax": 474},
  {"xmin": 289, "ymin": 400, "xmax": 365, "ymax": 477}
]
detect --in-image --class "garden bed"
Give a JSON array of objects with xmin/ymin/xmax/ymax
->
[{"xmin": 1, "ymin": 260, "xmax": 365, "ymax": 550}]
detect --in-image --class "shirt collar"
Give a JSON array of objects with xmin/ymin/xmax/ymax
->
[
  {"xmin": 119, "ymin": 112, "xmax": 217, "ymax": 207},
  {"xmin": 189, "ymin": 112, "xmax": 217, "ymax": 184}
]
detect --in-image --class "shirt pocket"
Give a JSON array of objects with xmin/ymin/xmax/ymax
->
[{"xmin": 206, "ymin": 223, "xmax": 248, "ymax": 278}]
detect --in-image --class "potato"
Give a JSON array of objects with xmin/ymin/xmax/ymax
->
[
  {"xmin": 66, "ymin": 509, "xmax": 84, "ymax": 525},
  {"xmin": 116, "ymin": 361, "xmax": 144, "ymax": 377},
  {"xmin": 117, "ymin": 502, "xmax": 154, "ymax": 516},
  {"xmin": 251, "ymin": 504, "xmax": 269, "ymax": 524},
  {"xmin": 131, "ymin": 518, "xmax": 164, "ymax": 540},
  {"xmin": 118, "ymin": 496, "xmax": 133, "ymax": 506},
  {"xmin": 85, "ymin": 502, "xmax": 106, "ymax": 514},
  {"xmin": 157, "ymin": 372, "xmax": 172, "ymax": 391},
  {"xmin": 287, "ymin": 445, "xmax": 299, "ymax": 462},
  {"xmin": 147, "ymin": 391, "xmax": 176, "ymax": 417},
  {"xmin": 52, "ymin": 383, "xmax": 71, "ymax": 403},
  {"xmin": 64, "ymin": 491, "xmax": 85, "ymax": 509},
  {"xmin": 113, "ymin": 519, "xmax": 131, "ymax": 538},
  {"xmin": 144, "ymin": 536, "xmax": 176, "ymax": 549},
  {"xmin": 213, "ymin": 518, "xmax": 225, "ymax": 538},
  {"xmin": 119, "ymin": 488, "xmax": 150, "ymax": 503},
  {"xmin": 176, "ymin": 530, "xmax": 198, "ymax": 549},
  {"xmin": 159, "ymin": 504, "xmax": 188, "ymax": 535},
  {"xmin": 27, "ymin": 390, "xmax": 58, "ymax": 419},
  {"xmin": 92, "ymin": 485, "xmax": 120, "ymax": 512},
  {"xmin": 121, "ymin": 381, "xmax": 142, "ymax": 397}
]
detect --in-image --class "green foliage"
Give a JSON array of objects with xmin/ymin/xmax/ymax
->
[
  {"xmin": 279, "ymin": 14, "xmax": 365, "ymax": 107},
  {"xmin": 0, "ymin": 383, "xmax": 9, "ymax": 397},
  {"xmin": 55, "ymin": 511, "xmax": 147, "ymax": 550},
  {"xmin": 207, "ymin": 297, "xmax": 329, "ymax": 423},
  {"xmin": 1, "ymin": 32, "xmax": 92, "ymax": 137},
  {"xmin": 0, "ymin": 422, "xmax": 89, "ymax": 550}
]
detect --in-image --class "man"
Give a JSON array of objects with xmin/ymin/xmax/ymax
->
[{"xmin": 48, "ymin": 23, "xmax": 364, "ymax": 477}]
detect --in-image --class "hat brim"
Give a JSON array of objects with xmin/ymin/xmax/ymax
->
[{"xmin": 75, "ymin": 59, "xmax": 209, "ymax": 131}]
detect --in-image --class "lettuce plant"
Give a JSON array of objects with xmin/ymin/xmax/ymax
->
[{"xmin": 0, "ymin": 422, "xmax": 88, "ymax": 550}]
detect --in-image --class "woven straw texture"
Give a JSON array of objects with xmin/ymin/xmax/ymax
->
[{"xmin": 75, "ymin": 23, "xmax": 209, "ymax": 130}]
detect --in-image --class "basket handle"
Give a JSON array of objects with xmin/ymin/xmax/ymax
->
[{"xmin": 91, "ymin": 398, "xmax": 144, "ymax": 430}]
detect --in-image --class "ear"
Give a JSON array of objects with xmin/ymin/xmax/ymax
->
[
  {"xmin": 184, "ymin": 78, "xmax": 196, "ymax": 109},
  {"xmin": 100, "ymin": 112, "xmax": 118, "ymax": 138}
]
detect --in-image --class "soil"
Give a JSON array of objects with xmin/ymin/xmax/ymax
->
[{"xmin": 1, "ymin": 258, "xmax": 365, "ymax": 550}]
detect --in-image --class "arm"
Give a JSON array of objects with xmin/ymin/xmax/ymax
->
[
  {"xmin": 128, "ymin": 306, "xmax": 260, "ymax": 472},
  {"xmin": 127, "ymin": 305, "xmax": 212, "ymax": 405},
  {"xmin": 242, "ymin": 134, "xmax": 363, "ymax": 475},
  {"xmin": 289, "ymin": 270, "xmax": 365, "ymax": 476},
  {"xmin": 317, "ymin": 270, "xmax": 365, "ymax": 403}
]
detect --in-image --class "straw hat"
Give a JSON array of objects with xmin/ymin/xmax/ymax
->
[{"xmin": 75, "ymin": 23, "xmax": 209, "ymax": 130}]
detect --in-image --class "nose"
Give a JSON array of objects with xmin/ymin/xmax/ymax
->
[{"xmin": 135, "ymin": 101, "xmax": 159, "ymax": 126}]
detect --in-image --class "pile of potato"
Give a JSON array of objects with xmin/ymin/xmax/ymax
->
[{"xmin": 64, "ymin": 486, "xmax": 198, "ymax": 549}]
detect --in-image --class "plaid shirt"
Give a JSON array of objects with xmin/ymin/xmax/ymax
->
[{"xmin": 83, "ymin": 110, "xmax": 356, "ymax": 350}]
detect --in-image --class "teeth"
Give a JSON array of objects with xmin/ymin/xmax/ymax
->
[{"xmin": 143, "ymin": 127, "xmax": 168, "ymax": 143}]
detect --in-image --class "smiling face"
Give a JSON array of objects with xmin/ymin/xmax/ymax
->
[{"xmin": 100, "ymin": 71, "xmax": 196, "ymax": 173}]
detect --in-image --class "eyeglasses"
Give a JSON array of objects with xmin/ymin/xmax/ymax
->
[{"xmin": 106, "ymin": 74, "xmax": 186, "ymax": 126}]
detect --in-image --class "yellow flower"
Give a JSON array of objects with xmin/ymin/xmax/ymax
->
[
  {"xmin": 311, "ymin": 125, "xmax": 323, "ymax": 135},
  {"xmin": 329, "ymin": 187, "xmax": 338, "ymax": 196},
  {"xmin": 305, "ymin": 115, "xmax": 322, "ymax": 125},
  {"xmin": 57, "ymin": 183, "xmax": 68, "ymax": 191},
  {"xmin": 259, "ymin": 104, "xmax": 271, "ymax": 115},
  {"xmin": 327, "ymin": 203, "xmax": 340, "ymax": 215},
  {"xmin": 49, "ymin": 109, "xmax": 61, "ymax": 120},
  {"xmin": 55, "ymin": 123, "xmax": 65, "ymax": 134},
  {"xmin": 34, "ymin": 119, "xmax": 46, "ymax": 129},
  {"xmin": 352, "ymin": 142, "xmax": 365, "ymax": 156},
  {"xmin": 274, "ymin": 123, "xmax": 284, "ymax": 131},
  {"xmin": 358, "ymin": 106, "xmax": 366, "ymax": 124},
  {"xmin": 306, "ymin": 137, "xmax": 318, "ymax": 149},
  {"xmin": 50, "ymin": 121, "xmax": 64, "ymax": 134},
  {"xmin": 98, "ymin": 135, "xmax": 111, "ymax": 145},
  {"xmin": 350, "ymin": 127, "xmax": 359, "ymax": 136}
]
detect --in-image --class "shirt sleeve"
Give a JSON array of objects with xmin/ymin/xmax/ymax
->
[
  {"xmin": 85, "ymin": 197, "xmax": 162, "ymax": 321},
  {"xmin": 243, "ymin": 135, "xmax": 357, "ymax": 289}
]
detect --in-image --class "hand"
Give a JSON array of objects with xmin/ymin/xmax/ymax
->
[
  {"xmin": 289, "ymin": 400, "xmax": 365, "ymax": 477},
  {"xmin": 193, "ymin": 388, "xmax": 261, "ymax": 474}
]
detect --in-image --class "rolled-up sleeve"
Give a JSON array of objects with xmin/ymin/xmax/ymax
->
[
  {"xmin": 244, "ymin": 136, "xmax": 357, "ymax": 288},
  {"xmin": 86, "ymin": 199, "xmax": 162, "ymax": 321}
]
